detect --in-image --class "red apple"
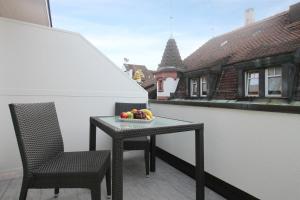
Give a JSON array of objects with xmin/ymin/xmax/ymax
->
[{"xmin": 120, "ymin": 112, "xmax": 128, "ymax": 118}]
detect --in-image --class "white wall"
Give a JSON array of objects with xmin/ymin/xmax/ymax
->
[
  {"xmin": 149, "ymin": 103, "xmax": 300, "ymax": 200},
  {"xmin": 157, "ymin": 77, "xmax": 179, "ymax": 97},
  {"xmin": 0, "ymin": 17, "xmax": 147, "ymax": 175}
]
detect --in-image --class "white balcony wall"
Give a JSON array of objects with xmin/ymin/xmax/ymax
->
[
  {"xmin": 0, "ymin": 17, "xmax": 147, "ymax": 176},
  {"xmin": 150, "ymin": 103, "xmax": 300, "ymax": 200}
]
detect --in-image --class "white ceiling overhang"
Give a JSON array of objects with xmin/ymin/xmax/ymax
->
[{"xmin": 0, "ymin": 0, "xmax": 51, "ymax": 26}]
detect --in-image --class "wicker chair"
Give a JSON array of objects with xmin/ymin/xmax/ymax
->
[
  {"xmin": 9, "ymin": 102, "xmax": 111, "ymax": 200},
  {"xmin": 115, "ymin": 102, "xmax": 150, "ymax": 176}
]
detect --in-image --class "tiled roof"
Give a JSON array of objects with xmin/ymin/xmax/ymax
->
[
  {"xmin": 124, "ymin": 63, "xmax": 156, "ymax": 91},
  {"xmin": 158, "ymin": 38, "xmax": 185, "ymax": 71},
  {"xmin": 124, "ymin": 64, "xmax": 148, "ymax": 72},
  {"xmin": 124, "ymin": 64, "xmax": 154, "ymax": 80},
  {"xmin": 184, "ymin": 11, "xmax": 300, "ymax": 71}
]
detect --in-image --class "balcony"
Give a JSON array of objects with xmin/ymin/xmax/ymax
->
[
  {"xmin": 1, "ymin": 2, "xmax": 300, "ymax": 200},
  {"xmin": 0, "ymin": 155, "xmax": 224, "ymax": 200}
]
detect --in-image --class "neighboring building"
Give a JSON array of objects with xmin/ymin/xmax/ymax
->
[
  {"xmin": 124, "ymin": 64, "xmax": 157, "ymax": 99},
  {"xmin": 157, "ymin": 3, "xmax": 300, "ymax": 102},
  {"xmin": 155, "ymin": 38, "xmax": 185, "ymax": 100}
]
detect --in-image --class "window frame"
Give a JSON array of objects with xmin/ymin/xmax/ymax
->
[
  {"xmin": 200, "ymin": 76, "xmax": 207, "ymax": 97},
  {"xmin": 245, "ymin": 71, "xmax": 260, "ymax": 97},
  {"xmin": 265, "ymin": 67, "xmax": 282, "ymax": 97},
  {"xmin": 190, "ymin": 78, "xmax": 198, "ymax": 97}
]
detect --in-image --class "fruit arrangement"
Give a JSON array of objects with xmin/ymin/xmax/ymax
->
[{"xmin": 119, "ymin": 109, "xmax": 153, "ymax": 120}]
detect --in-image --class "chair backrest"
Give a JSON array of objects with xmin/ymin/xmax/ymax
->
[
  {"xmin": 9, "ymin": 102, "xmax": 64, "ymax": 176},
  {"xmin": 115, "ymin": 102, "xmax": 147, "ymax": 115}
]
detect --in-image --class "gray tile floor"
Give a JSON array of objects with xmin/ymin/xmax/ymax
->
[{"xmin": 0, "ymin": 154, "xmax": 225, "ymax": 200}]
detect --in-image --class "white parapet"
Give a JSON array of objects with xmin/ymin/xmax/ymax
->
[
  {"xmin": 0, "ymin": 17, "xmax": 147, "ymax": 174},
  {"xmin": 150, "ymin": 102, "xmax": 300, "ymax": 200}
]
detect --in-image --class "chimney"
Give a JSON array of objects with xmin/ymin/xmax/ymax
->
[
  {"xmin": 289, "ymin": 2, "xmax": 300, "ymax": 23},
  {"xmin": 245, "ymin": 8, "xmax": 255, "ymax": 26}
]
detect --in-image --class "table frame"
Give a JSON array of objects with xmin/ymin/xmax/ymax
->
[{"xmin": 89, "ymin": 116, "xmax": 204, "ymax": 200}]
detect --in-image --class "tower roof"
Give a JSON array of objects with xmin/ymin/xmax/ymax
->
[{"xmin": 157, "ymin": 38, "xmax": 184, "ymax": 71}]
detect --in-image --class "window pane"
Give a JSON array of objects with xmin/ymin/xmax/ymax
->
[
  {"xmin": 275, "ymin": 67, "xmax": 282, "ymax": 76},
  {"xmin": 193, "ymin": 84, "xmax": 197, "ymax": 95},
  {"xmin": 247, "ymin": 72, "xmax": 259, "ymax": 95},
  {"xmin": 268, "ymin": 77, "xmax": 281, "ymax": 95},
  {"xmin": 190, "ymin": 79, "xmax": 198, "ymax": 96},
  {"xmin": 158, "ymin": 80, "xmax": 163, "ymax": 91},
  {"xmin": 202, "ymin": 83, "xmax": 207, "ymax": 96},
  {"xmin": 268, "ymin": 67, "xmax": 275, "ymax": 76},
  {"xmin": 202, "ymin": 83, "xmax": 207, "ymax": 92}
]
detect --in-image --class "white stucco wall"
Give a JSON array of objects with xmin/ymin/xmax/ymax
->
[
  {"xmin": 0, "ymin": 17, "xmax": 147, "ymax": 176},
  {"xmin": 149, "ymin": 103, "xmax": 300, "ymax": 200},
  {"xmin": 157, "ymin": 77, "xmax": 179, "ymax": 97}
]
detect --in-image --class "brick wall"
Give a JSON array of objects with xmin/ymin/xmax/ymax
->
[
  {"xmin": 214, "ymin": 66, "xmax": 238, "ymax": 99},
  {"xmin": 157, "ymin": 96, "xmax": 169, "ymax": 100},
  {"xmin": 155, "ymin": 71, "xmax": 178, "ymax": 80}
]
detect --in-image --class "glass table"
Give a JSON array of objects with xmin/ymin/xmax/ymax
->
[{"xmin": 89, "ymin": 116, "xmax": 204, "ymax": 200}]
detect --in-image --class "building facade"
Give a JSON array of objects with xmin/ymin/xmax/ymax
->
[{"xmin": 157, "ymin": 3, "xmax": 300, "ymax": 103}]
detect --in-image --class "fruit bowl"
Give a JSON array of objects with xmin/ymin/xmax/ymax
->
[
  {"xmin": 118, "ymin": 117, "xmax": 155, "ymax": 123},
  {"xmin": 119, "ymin": 109, "xmax": 154, "ymax": 123}
]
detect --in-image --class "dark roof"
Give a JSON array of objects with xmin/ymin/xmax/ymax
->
[
  {"xmin": 124, "ymin": 64, "xmax": 147, "ymax": 72},
  {"xmin": 158, "ymin": 38, "xmax": 185, "ymax": 71},
  {"xmin": 184, "ymin": 11, "xmax": 300, "ymax": 71}
]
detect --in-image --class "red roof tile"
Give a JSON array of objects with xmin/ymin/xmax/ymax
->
[{"xmin": 184, "ymin": 11, "xmax": 300, "ymax": 71}]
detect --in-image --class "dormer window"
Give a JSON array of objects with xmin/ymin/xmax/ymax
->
[
  {"xmin": 190, "ymin": 79, "xmax": 198, "ymax": 97},
  {"xmin": 189, "ymin": 76, "xmax": 209, "ymax": 98},
  {"xmin": 245, "ymin": 71, "xmax": 259, "ymax": 97},
  {"xmin": 265, "ymin": 67, "xmax": 282, "ymax": 97}
]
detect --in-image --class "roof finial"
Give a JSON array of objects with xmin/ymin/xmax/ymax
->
[{"xmin": 169, "ymin": 0, "xmax": 173, "ymax": 38}]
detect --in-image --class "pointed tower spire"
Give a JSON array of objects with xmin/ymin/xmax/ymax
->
[{"xmin": 158, "ymin": 38, "xmax": 184, "ymax": 71}]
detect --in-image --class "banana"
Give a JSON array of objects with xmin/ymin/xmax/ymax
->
[{"xmin": 141, "ymin": 109, "xmax": 153, "ymax": 118}]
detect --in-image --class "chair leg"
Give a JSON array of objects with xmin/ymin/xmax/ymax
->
[
  {"xmin": 91, "ymin": 185, "xmax": 101, "ymax": 200},
  {"xmin": 106, "ymin": 167, "xmax": 111, "ymax": 199},
  {"xmin": 145, "ymin": 147, "xmax": 150, "ymax": 177},
  {"xmin": 54, "ymin": 187, "xmax": 59, "ymax": 198},
  {"xmin": 19, "ymin": 179, "xmax": 29, "ymax": 200}
]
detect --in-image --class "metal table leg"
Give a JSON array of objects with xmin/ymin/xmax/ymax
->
[
  {"xmin": 195, "ymin": 127, "xmax": 204, "ymax": 200},
  {"xmin": 150, "ymin": 135, "xmax": 156, "ymax": 172},
  {"xmin": 112, "ymin": 138, "xmax": 124, "ymax": 200},
  {"xmin": 89, "ymin": 120, "xmax": 96, "ymax": 151}
]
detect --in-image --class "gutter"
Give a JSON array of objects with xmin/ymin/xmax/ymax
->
[{"xmin": 46, "ymin": 0, "xmax": 53, "ymax": 27}]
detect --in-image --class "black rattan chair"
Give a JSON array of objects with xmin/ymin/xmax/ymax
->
[
  {"xmin": 115, "ymin": 102, "xmax": 150, "ymax": 176},
  {"xmin": 9, "ymin": 102, "xmax": 111, "ymax": 200}
]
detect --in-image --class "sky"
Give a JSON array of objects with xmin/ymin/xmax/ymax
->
[{"xmin": 50, "ymin": 0, "xmax": 299, "ymax": 70}]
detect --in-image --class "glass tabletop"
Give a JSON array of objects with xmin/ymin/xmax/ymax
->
[{"xmin": 96, "ymin": 116, "xmax": 193, "ymax": 131}]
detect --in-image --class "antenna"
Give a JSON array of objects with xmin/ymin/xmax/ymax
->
[{"xmin": 169, "ymin": 0, "xmax": 173, "ymax": 38}]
